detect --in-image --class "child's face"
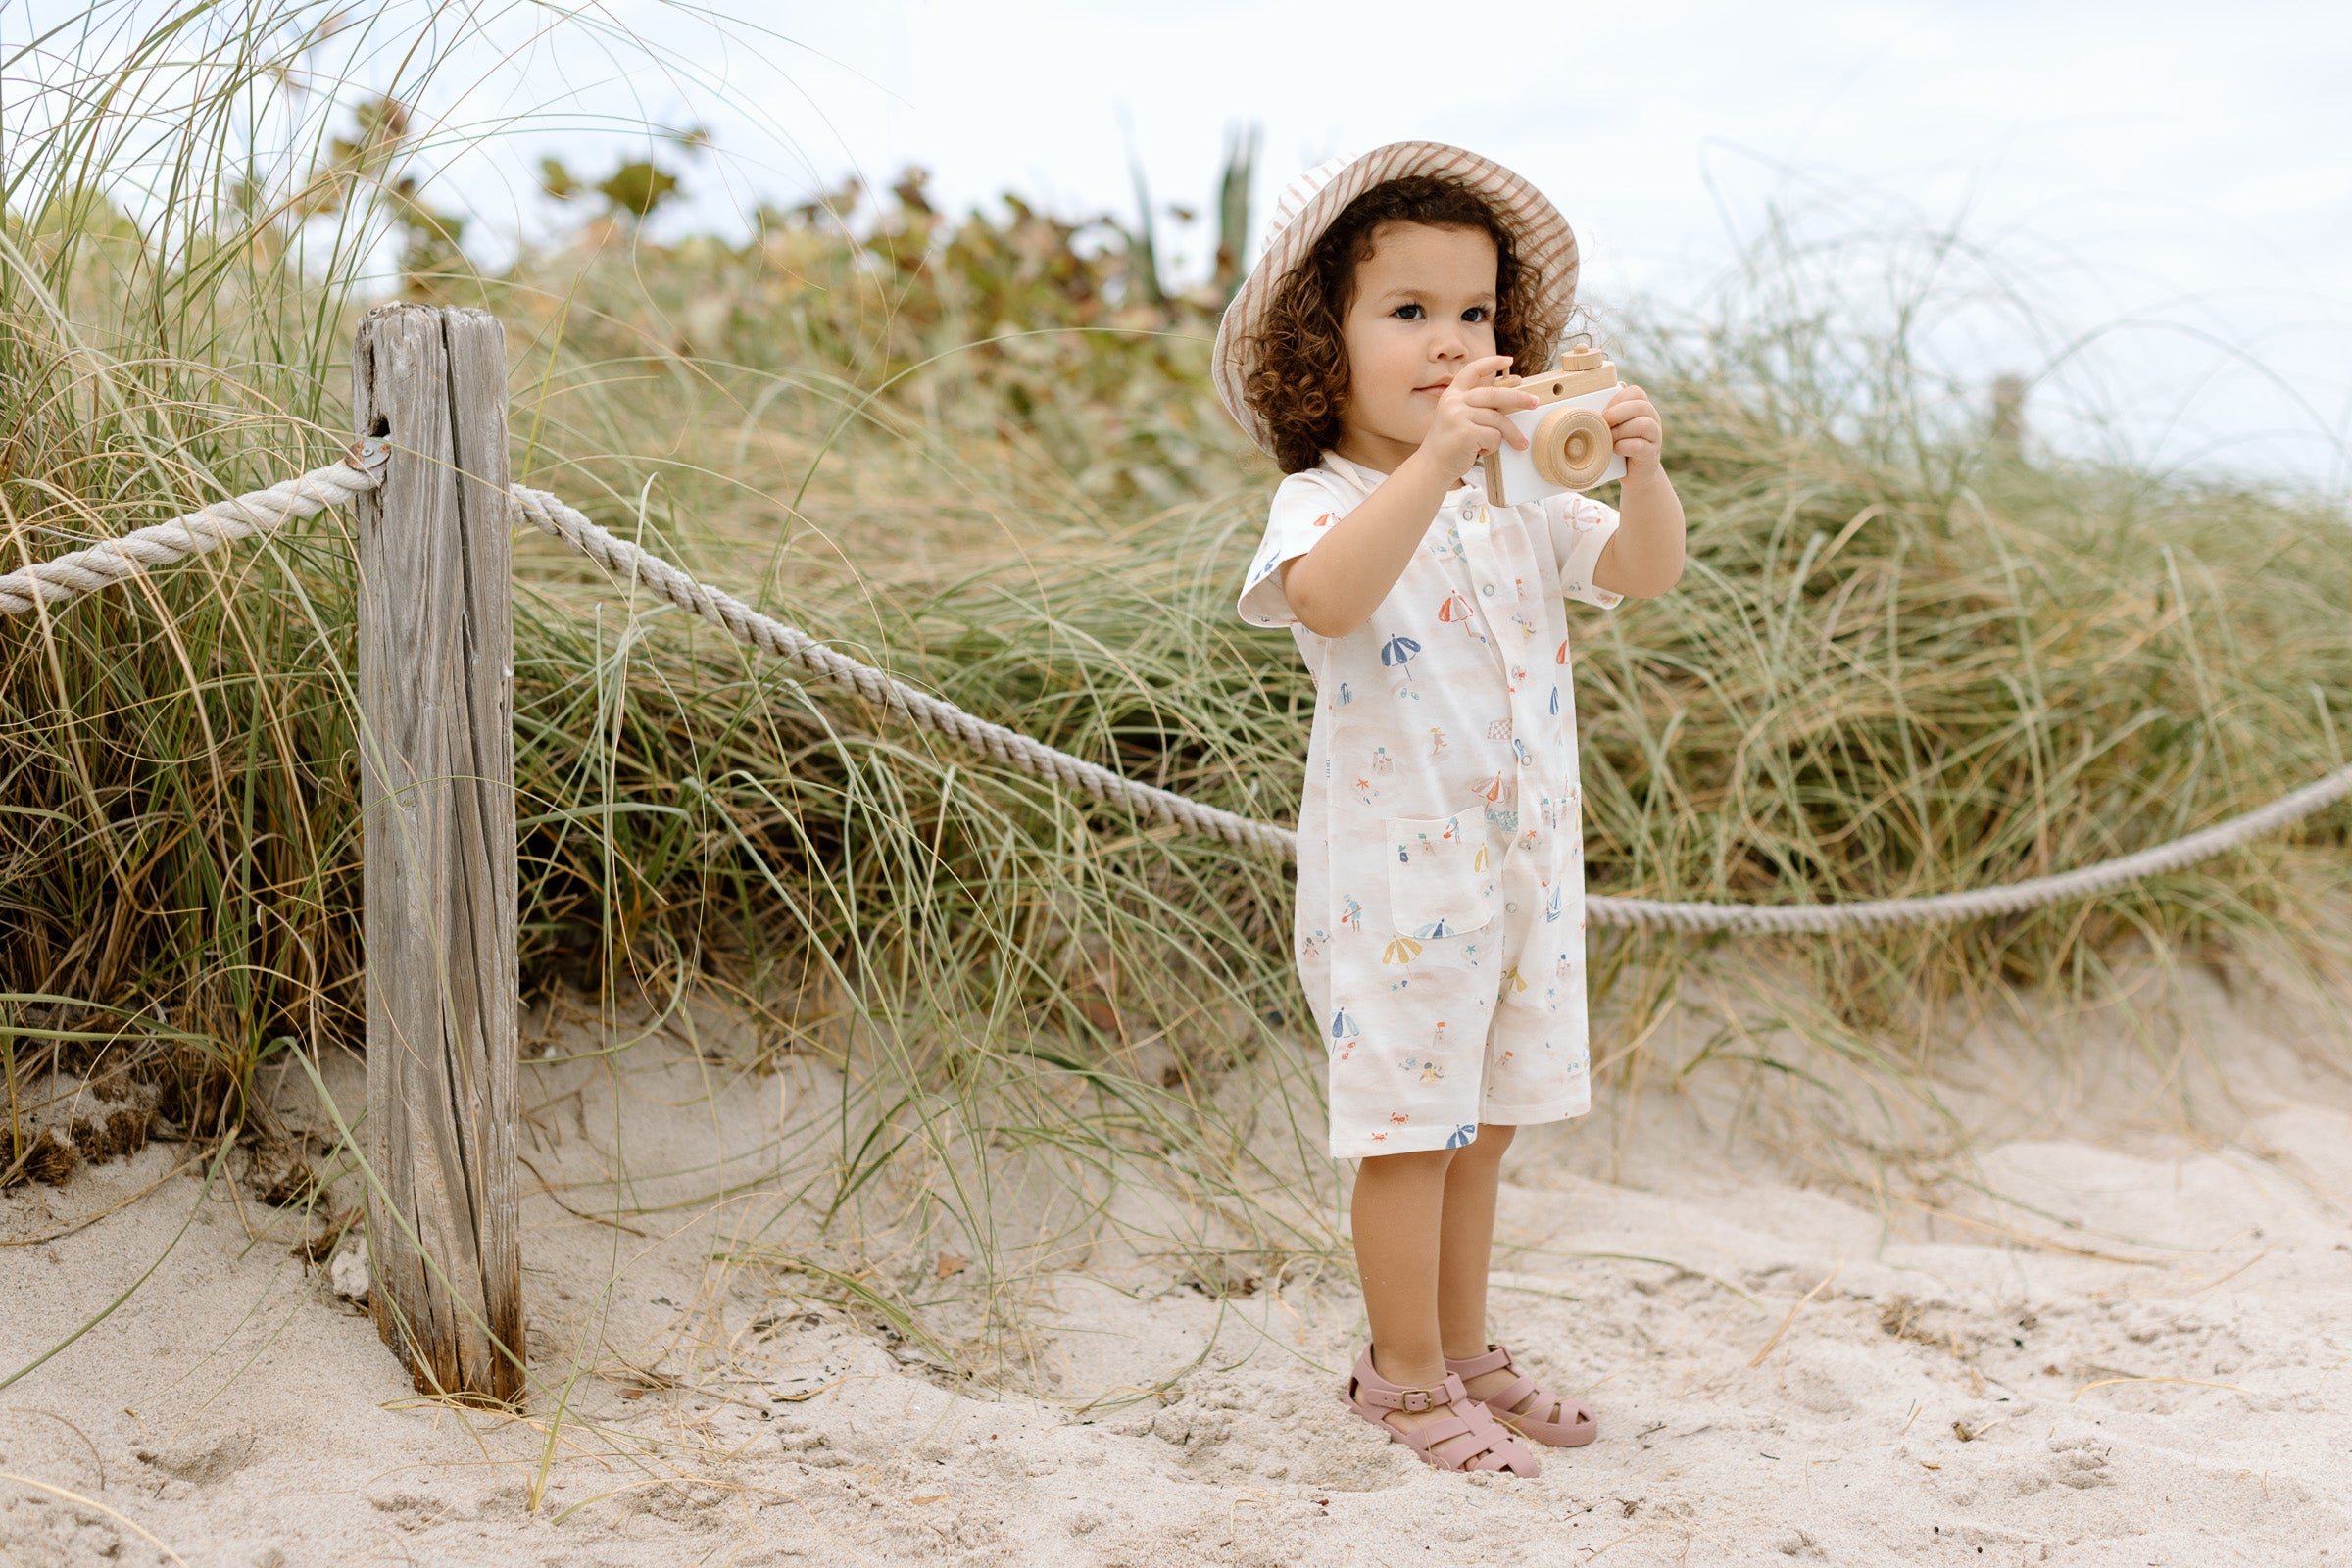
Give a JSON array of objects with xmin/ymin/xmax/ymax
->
[{"xmin": 1338, "ymin": 220, "xmax": 1501, "ymax": 465}]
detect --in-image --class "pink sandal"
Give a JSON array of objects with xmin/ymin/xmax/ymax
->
[
  {"xmin": 1338, "ymin": 1345, "xmax": 1541, "ymax": 1476},
  {"xmin": 1446, "ymin": 1342, "xmax": 1596, "ymax": 1447}
]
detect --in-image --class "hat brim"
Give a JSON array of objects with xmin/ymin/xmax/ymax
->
[{"xmin": 1211, "ymin": 142, "xmax": 1579, "ymax": 460}]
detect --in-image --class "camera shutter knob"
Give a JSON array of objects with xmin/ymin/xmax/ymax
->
[{"xmin": 1557, "ymin": 334, "xmax": 1605, "ymax": 373}]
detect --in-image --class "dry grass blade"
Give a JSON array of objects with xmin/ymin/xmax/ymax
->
[
  {"xmin": 1748, "ymin": 1260, "xmax": 1842, "ymax": 1368},
  {"xmin": 1, "ymin": 0, "xmax": 2346, "ymax": 1381},
  {"xmin": 2069, "ymin": 1375, "xmax": 2254, "ymax": 1403},
  {"xmin": 0, "ymin": 1470, "xmax": 189, "ymax": 1565}
]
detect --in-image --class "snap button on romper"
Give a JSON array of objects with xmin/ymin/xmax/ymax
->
[{"xmin": 1239, "ymin": 453, "xmax": 1622, "ymax": 1158}]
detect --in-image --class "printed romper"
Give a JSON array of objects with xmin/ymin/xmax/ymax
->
[{"xmin": 1238, "ymin": 453, "xmax": 1622, "ymax": 1158}]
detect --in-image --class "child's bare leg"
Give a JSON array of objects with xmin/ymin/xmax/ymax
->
[
  {"xmin": 1350, "ymin": 1146, "xmax": 1486, "ymax": 1459},
  {"xmin": 1435, "ymin": 1122, "xmax": 1526, "ymax": 1403}
]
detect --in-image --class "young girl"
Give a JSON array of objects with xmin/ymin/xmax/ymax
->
[{"xmin": 1218, "ymin": 144, "xmax": 1686, "ymax": 1477}]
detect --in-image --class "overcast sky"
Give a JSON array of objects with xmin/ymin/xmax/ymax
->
[{"xmin": 14, "ymin": 1, "xmax": 2352, "ymax": 491}]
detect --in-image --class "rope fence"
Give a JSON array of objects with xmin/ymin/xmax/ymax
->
[
  {"xmin": 6, "ymin": 441, "xmax": 2348, "ymax": 934},
  {"xmin": 9, "ymin": 295, "xmax": 2349, "ymax": 1405}
]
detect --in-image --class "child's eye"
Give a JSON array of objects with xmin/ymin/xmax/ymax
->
[
  {"xmin": 1394, "ymin": 303, "xmax": 1424, "ymax": 320},
  {"xmin": 1462, "ymin": 306, "xmax": 1489, "ymax": 323}
]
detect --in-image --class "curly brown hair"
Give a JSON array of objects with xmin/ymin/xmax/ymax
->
[{"xmin": 1242, "ymin": 176, "xmax": 1567, "ymax": 474}]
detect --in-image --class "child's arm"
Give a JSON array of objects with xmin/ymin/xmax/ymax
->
[
  {"xmin": 1280, "ymin": 354, "xmax": 1536, "ymax": 639},
  {"xmin": 1589, "ymin": 384, "xmax": 1685, "ymax": 599}
]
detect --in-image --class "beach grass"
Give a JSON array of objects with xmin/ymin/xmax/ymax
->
[{"xmin": 2, "ymin": 2, "xmax": 2347, "ymax": 1372}]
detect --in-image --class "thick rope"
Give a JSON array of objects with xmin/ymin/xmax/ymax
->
[
  {"xmin": 0, "ymin": 443, "xmax": 388, "ymax": 616},
  {"xmin": 3, "ymin": 458, "xmax": 2339, "ymax": 932},
  {"xmin": 514, "ymin": 485, "xmax": 2352, "ymax": 932},
  {"xmin": 1596, "ymin": 759, "xmax": 2352, "ymax": 932},
  {"xmin": 510, "ymin": 486, "xmax": 1298, "ymax": 858}
]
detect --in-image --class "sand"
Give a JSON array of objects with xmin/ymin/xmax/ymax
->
[{"xmin": 5, "ymin": 958, "xmax": 2351, "ymax": 1567}]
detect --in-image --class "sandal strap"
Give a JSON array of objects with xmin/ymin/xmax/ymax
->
[
  {"xmin": 1397, "ymin": 1407, "xmax": 1531, "ymax": 1472},
  {"xmin": 1484, "ymin": 1371, "xmax": 1544, "ymax": 1417},
  {"xmin": 1445, "ymin": 1343, "xmax": 1516, "ymax": 1379},
  {"xmin": 1398, "ymin": 1413, "xmax": 1479, "ymax": 1451},
  {"xmin": 1353, "ymin": 1367, "xmax": 1470, "ymax": 1414},
  {"xmin": 1343, "ymin": 1346, "xmax": 1541, "ymax": 1476},
  {"xmin": 1447, "ymin": 1342, "xmax": 1574, "ymax": 1420}
]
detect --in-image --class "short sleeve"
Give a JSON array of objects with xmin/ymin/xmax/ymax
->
[
  {"xmin": 1236, "ymin": 471, "xmax": 1350, "ymax": 628},
  {"xmin": 1548, "ymin": 491, "xmax": 1624, "ymax": 609}
]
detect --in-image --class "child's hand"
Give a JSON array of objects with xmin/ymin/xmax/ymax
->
[
  {"xmin": 1416, "ymin": 354, "xmax": 1538, "ymax": 477},
  {"xmin": 1605, "ymin": 384, "xmax": 1666, "ymax": 472}
]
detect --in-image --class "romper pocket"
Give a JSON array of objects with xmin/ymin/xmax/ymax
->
[{"xmin": 1385, "ymin": 814, "xmax": 1494, "ymax": 939}]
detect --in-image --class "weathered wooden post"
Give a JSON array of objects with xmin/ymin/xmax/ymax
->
[{"xmin": 351, "ymin": 304, "xmax": 524, "ymax": 1401}]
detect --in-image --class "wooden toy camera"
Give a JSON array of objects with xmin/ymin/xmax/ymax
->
[{"xmin": 1478, "ymin": 333, "xmax": 1627, "ymax": 505}]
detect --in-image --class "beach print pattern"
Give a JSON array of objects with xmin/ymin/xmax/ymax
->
[{"xmin": 1239, "ymin": 453, "xmax": 1621, "ymax": 1158}]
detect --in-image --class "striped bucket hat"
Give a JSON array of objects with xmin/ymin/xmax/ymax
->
[{"xmin": 1211, "ymin": 141, "xmax": 1579, "ymax": 460}]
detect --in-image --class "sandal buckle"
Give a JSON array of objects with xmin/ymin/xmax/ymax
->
[{"xmin": 1400, "ymin": 1390, "xmax": 1432, "ymax": 1412}]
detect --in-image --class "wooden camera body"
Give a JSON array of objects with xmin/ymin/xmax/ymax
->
[{"xmin": 1477, "ymin": 334, "xmax": 1627, "ymax": 506}]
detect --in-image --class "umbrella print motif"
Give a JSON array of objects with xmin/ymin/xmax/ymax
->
[
  {"xmin": 1436, "ymin": 592, "xmax": 1485, "ymax": 643},
  {"xmin": 1381, "ymin": 634, "xmax": 1422, "ymax": 695},
  {"xmin": 1330, "ymin": 1006, "xmax": 1361, "ymax": 1057}
]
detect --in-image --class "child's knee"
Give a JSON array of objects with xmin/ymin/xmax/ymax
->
[{"xmin": 1458, "ymin": 1122, "xmax": 1516, "ymax": 1160}]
